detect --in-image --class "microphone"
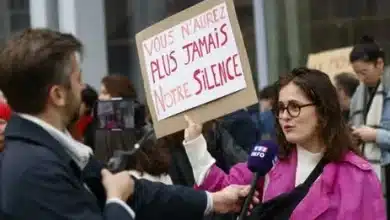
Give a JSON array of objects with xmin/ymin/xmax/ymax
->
[{"xmin": 238, "ymin": 140, "xmax": 278, "ymax": 220}]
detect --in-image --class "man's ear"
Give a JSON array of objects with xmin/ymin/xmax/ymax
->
[
  {"xmin": 48, "ymin": 85, "xmax": 67, "ymax": 107},
  {"xmin": 376, "ymin": 58, "xmax": 385, "ymax": 69}
]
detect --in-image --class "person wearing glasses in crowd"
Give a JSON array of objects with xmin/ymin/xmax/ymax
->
[
  {"xmin": 349, "ymin": 36, "xmax": 390, "ymax": 184},
  {"xmin": 183, "ymin": 67, "xmax": 385, "ymax": 219}
]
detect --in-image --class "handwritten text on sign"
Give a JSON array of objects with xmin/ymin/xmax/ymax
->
[{"xmin": 142, "ymin": 2, "xmax": 247, "ymax": 121}]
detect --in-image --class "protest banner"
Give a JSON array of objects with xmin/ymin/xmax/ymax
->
[
  {"xmin": 136, "ymin": 0, "xmax": 257, "ymax": 138},
  {"xmin": 307, "ymin": 46, "xmax": 355, "ymax": 83}
]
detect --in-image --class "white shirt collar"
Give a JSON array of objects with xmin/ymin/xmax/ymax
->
[{"xmin": 18, "ymin": 113, "xmax": 93, "ymax": 169}]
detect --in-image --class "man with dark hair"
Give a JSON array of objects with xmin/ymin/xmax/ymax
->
[
  {"xmin": 334, "ymin": 72, "xmax": 360, "ymax": 121},
  {"xmin": 0, "ymin": 28, "xmax": 255, "ymax": 220},
  {"xmin": 0, "ymin": 28, "xmax": 136, "ymax": 220}
]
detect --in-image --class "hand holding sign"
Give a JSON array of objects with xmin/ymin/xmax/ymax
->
[
  {"xmin": 136, "ymin": 0, "xmax": 258, "ymax": 138},
  {"xmin": 184, "ymin": 115, "xmax": 202, "ymax": 142}
]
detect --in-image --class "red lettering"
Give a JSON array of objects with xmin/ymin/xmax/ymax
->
[
  {"xmin": 151, "ymin": 61, "xmax": 159, "ymax": 84},
  {"xmin": 167, "ymin": 30, "xmax": 174, "ymax": 45},
  {"xmin": 153, "ymin": 83, "xmax": 192, "ymax": 114},
  {"xmin": 194, "ymin": 18, "xmax": 203, "ymax": 33},
  {"xmin": 183, "ymin": 43, "xmax": 192, "ymax": 65},
  {"xmin": 193, "ymin": 69, "xmax": 203, "ymax": 95},
  {"xmin": 180, "ymin": 6, "xmax": 227, "ymax": 39},
  {"xmin": 192, "ymin": 54, "xmax": 243, "ymax": 96},
  {"xmin": 206, "ymin": 12, "xmax": 214, "ymax": 26},
  {"xmin": 212, "ymin": 8, "xmax": 220, "ymax": 22},
  {"xmin": 232, "ymin": 54, "xmax": 242, "ymax": 76},
  {"xmin": 220, "ymin": 5, "xmax": 226, "ymax": 19},
  {"xmin": 205, "ymin": 68, "xmax": 214, "ymax": 90},
  {"xmin": 225, "ymin": 56, "xmax": 234, "ymax": 80},
  {"xmin": 153, "ymin": 86, "xmax": 166, "ymax": 115},
  {"xmin": 218, "ymin": 62, "xmax": 228, "ymax": 84},
  {"xmin": 198, "ymin": 36, "xmax": 209, "ymax": 54},
  {"xmin": 181, "ymin": 22, "xmax": 190, "ymax": 39},
  {"xmin": 143, "ymin": 42, "xmax": 153, "ymax": 56},
  {"xmin": 211, "ymin": 64, "xmax": 221, "ymax": 87},
  {"xmin": 153, "ymin": 37, "xmax": 161, "ymax": 53},
  {"xmin": 191, "ymin": 42, "xmax": 201, "ymax": 63},
  {"xmin": 143, "ymin": 31, "xmax": 175, "ymax": 56},
  {"xmin": 182, "ymin": 23, "xmax": 229, "ymax": 65},
  {"xmin": 170, "ymin": 51, "xmax": 178, "ymax": 72},
  {"xmin": 220, "ymin": 23, "xmax": 228, "ymax": 46},
  {"xmin": 150, "ymin": 50, "xmax": 177, "ymax": 84},
  {"xmin": 208, "ymin": 31, "xmax": 217, "ymax": 51}
]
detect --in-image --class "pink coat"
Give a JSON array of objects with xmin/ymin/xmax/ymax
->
[{"xmin": 195, "ymin": 150, "xmax": 386, "ymax": 220}]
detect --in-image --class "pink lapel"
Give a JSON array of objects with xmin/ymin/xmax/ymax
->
[
  {"xmin": 264, "ymin": 148, "xmax": 335, "ymax": 219},
  {"xmin": 263, "ymin": 150, "xmax": 297, "ymax": 201}
]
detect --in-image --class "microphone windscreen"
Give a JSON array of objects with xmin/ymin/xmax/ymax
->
[{"xmin": 247, "ymin": 140, "xmax": 278, "ymax": 176}]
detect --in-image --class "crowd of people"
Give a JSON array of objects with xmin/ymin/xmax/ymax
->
[{"xmin": 0, "ymin": 28, "xmax": 389, "ymax": 220}]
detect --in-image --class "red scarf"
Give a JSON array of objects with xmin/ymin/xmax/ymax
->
[{"xmin": 73, "ymin": 115, "xmax": 93, "ymax": 141}]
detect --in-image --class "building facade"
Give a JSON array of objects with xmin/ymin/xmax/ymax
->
[{"xmin": 1, "ymin": 0, "xmax": 390, "ymax": 102}]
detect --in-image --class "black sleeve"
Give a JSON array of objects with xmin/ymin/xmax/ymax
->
[
  {"xmin": 216, "ymin": 125, "xmax": 248, "ymax": 169},
  {"xmin": 129, "ymin": 178, "xmax": 208, "ymax": 220},
  {"xmin": 206, "ymin": 122, "xmax": 248, "ymax": 172},
  {"xmin": 10, "ymin": 159, "xmax": 134, "ymax": 220}
]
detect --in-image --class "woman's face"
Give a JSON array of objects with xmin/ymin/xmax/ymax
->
[
  {"xmin": 352, "ymin": 60, "xmax": 383, "ymax": 87},
  {"xmin": 99, "ymin": 84, "xmax": 111, "ymax": 101},
  {"xmin": 277, "ymin": 82, "xmax": 319, "ymax": 146},
  {"xmin": 0, "ymin": 119, "xmax": 7, "ymax": 151}
]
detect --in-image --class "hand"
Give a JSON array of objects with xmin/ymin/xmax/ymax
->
[
  {"xmin": 352, "ymin": 126, "xmax": 377, "ymax": 142},
  {"xmin": 211, "ymin": 185, "xmax": 260, "ymax": 214},
  {"xmin": 101, "ymin": 169, "xmax": 134, "ymax": 201},
  {"xmin": 184, "ymin": 115, "xmax": 202, "ymax": 142}
]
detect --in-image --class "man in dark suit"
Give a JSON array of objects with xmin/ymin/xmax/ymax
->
[{"xmin": 0, "ymin": 28, "xmax": 255, "ymax": 220}]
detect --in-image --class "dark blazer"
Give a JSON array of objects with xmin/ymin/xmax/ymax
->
[
  {"xmin": 83, "ymin": 154, "xmax": 208, "ymax": 220},
  {"xmin": 0, "ymin": 115, "xmax": 208, "ymax": 220},
  {"xmin": 0, "ymin": 115, "xmax": 134, "ymax": 220}
]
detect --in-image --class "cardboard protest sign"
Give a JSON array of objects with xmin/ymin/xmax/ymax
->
[
  {"xmin": 307, "ymin": 46, "xmax": 355, "ymax": 83},
  {"xmin": 136, "ymin": 0, "xmax": 257, "ymax": 138}
]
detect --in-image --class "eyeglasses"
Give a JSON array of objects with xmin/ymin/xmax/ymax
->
[{"xmin": 274, "ymin": 101, "xmax": 315, "ymax": 118}]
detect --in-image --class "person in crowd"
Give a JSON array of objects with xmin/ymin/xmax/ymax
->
[
  {"xmin": 70, "ymin": 84, "xmax": 98, "ymax": 146},
  {"xmin": 349, "ymin": 36, "xmax": 390, "ymax": 182},
  {"xmin": 334, "ymin": 72, "xmax": 359, "ymax": 122},
  {"xmin": 219, "ymin": 109, "xmax": 259, "ymax": 153},
  {"xmin": 259, "ymin": 85, "xmax": 276, "ymax": 113},
  {"xmin": 257, "ymin": 84, "xmax": 278, "ymax": 141},
  {"xmin": 93, "ymin": 75, "xmax": 147, "ymax": 162},
  {"xmin": 182, "ymin": 67, "xmax": 386, "ymax": 219},
  {"xmin": 99, "ymin": 74, "xmax": 137, "ymax": 100},
  {"xmin": 0, "ymin": 101, "xmax": 11, "ymax": 152},
  {"xmin": 0, "ymin": 28, "xmax": 258, "ymax": 220}
]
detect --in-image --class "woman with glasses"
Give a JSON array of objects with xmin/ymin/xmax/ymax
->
[{"xmin": 182, "ymin": 67, "xmax": 385, "ymax": 219}]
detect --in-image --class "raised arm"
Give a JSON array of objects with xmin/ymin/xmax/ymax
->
[{"xmin": 183, "ymin": 115, "xmax": 258, "ymax": 192}]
